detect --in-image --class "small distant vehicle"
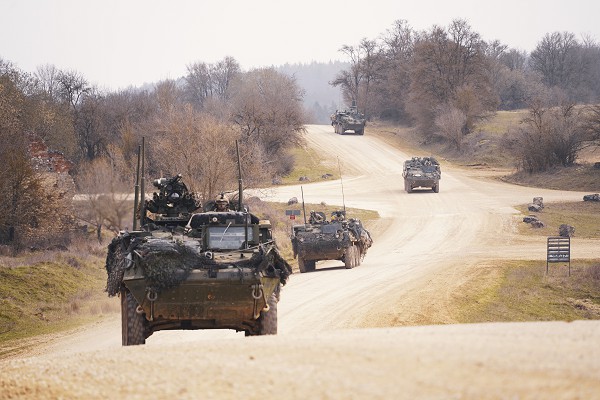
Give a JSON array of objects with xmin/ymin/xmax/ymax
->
[
  {"xmin": 403, "ymin": 156, "xmax": 441, "ymax": 193},
  {"xmin": 291, "ymin": 210, "xmax": 372, "ymax": 272},
  {"xmin": 330, "ymin": 101, "xmax": 366, "ymax": 135}
]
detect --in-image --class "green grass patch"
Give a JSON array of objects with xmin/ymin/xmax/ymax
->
[
  {"xmin": 280, "ymin": 145, "xmax": 339, "ymax": 185},
  {"xmin": 516, "ymin": 201, "xmax": 600, "ymax": 238},
  {"xmin": 0, "ymin": 254, "xmax": 113, "ymax": 345},
  {"xmin": 454, "ymin": 260, "xmax": 600, "ymax": 323}
]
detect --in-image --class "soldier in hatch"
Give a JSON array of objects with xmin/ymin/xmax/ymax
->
[{"xmin": 214, "ymin": 194, "xmax": 230, "ymax": 212}]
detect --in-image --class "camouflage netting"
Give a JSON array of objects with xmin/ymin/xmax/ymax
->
[
  {"xmin": 105, "ymin": 234, "xmax": 137, "ymax": 296},
  {"xmin": 105, "ymin": 235, "xmax": 292, "ymax": 296}
]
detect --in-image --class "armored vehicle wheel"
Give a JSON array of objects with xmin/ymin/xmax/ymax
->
[
  {"xmin": 121, "ymin": 288, "xmax": 148, "ymax": 346},
  {"xmin": 432, "ymin": 182, "xmax": 439, "ymax": 193},
  {"xmin": 344, "ymin": 245, "xmax": 356, "ymax": 269},
  {"xmin": 298, "ymin": 257, "xmax": 307, "ymax": 273},
  {"xmin": 356, "ymin": 129, "xmax": 364, "ymax": 135},
  {"xmin": 258, "ymin": 292, "xmax": 278, "ymax": 335},
  {"xmin": 298, "ymin": 257, "xmax": 316, "ymax": 273},
  {"xmin": 355, "ymin": 246, "xmax": 362, "ymax": 266}
]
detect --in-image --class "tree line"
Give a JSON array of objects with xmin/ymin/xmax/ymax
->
[
  {"xmin": 0, "ymin": 56, "xmax": 305, "ymax": 251},
  {"xmin": 333, "ymin": 19, "xmax": 600, "ymax": 169}
]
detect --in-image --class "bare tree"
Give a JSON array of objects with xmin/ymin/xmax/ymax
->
[
  {"xmin": 435, "ymin": 105, "xmax": 467, "ymax": 150},
  {"xmin": 77, "ymin": 156, "xmax": 133, "ymax": 239},
  {"xmin": 331, "ymin": 43, "xmax": 365, "ymax": 109},
  {"xmin": 510, "ymin": 102, "xmax": 588, "ymax": 173},
  {"xmin": 149, "ymin": 106, "xmax": 238, "ymax": 201},
  {"xmin": 184, "ymin": 57, "xmax": 241, "ymax": 108},
  {"xmin": 373, "ymin": 19, "xmax": 416, "ymax": 121},
  {"xmin": 229, "ymin": 68, "xmax": 305, "ymax": 179},
  {"xmin": 407, "ymin": 19, "xmax": 497, "ymax": 138}
]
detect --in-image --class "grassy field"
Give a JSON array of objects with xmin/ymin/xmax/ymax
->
[
  {"xmin": 452, "ymin": 260, "xmax": 600, "ymax": 323},
  {"xmin": 280, "ymin": 144, "xmax": 340, "ymax": 185},
  {"xmin": 0, "ymin": 242, "xmax": 117, "ymax": 346},
  {"xmin": 516, "ymin": 201, "xmax": 600, "ymax": 238}
]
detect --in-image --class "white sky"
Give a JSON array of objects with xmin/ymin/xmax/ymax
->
[{"xmin": 2, "ymin": 0, "xmax": 599, "ymax": 91}]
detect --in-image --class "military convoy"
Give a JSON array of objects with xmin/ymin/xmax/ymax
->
[
  {"xmin": 402, "ymin": 156, "xmax": 441, "ymax": 193},
  {"xmin": 105, "ymin": 144, "xmax": 291, "ymax": 345},
  {"xmin": 291, "ymin": 210, "xmax": 372, "ymax": 272},
  {"xmin": 330, "ymin": 102, "xmax": 366, "ymax": 135}
]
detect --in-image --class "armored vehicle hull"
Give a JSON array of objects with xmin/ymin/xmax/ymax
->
[
  {"xmin": 402, "ymin": 157, "xmax": 441, "ymax": 193},
  {"xmin": 330, "ymin": 104, "xmax": 366, "ymax": 135},
  {"xmin": 291, "ymin": 212, "xmax": 372, "ymax": 273},
  {"xmin": 108, "ymin": 211, "xmax": 291, "ymax": 345}
]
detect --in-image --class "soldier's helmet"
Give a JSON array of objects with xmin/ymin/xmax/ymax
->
[{"xmin": 216, "ymin": 194, "xmax": 229, "ymax": 206}]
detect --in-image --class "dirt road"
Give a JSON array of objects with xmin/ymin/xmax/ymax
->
[{"xmin": 1, "ymin": 125, "xmax": 599, "ymax": 399}]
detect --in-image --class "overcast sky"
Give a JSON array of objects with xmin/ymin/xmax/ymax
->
[{"xmin": 2, "ymin": 0, "xmax": 599, "ymax": 91}]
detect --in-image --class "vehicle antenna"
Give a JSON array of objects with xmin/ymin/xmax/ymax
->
[
  {"xmin": 236, "ymin": 140, "xmax": 243, "ymax": 211},
  {"xmin": 235, "ymin": 140, "xmax": 248, "ymax": 248},
  {"xmin": 132, "ymin": 144, "xmax": 141, "ymax": 230},
  {"xmin": 338, "ymin": 157, "xmax": 346, "ymax": 213},
  {"xmin": 301, "ymin": 186, "xmax": 307, "ymax": 225},
  {"xmin": 140, "ymin": 137, "xmax": 146, "ymax": 228}
]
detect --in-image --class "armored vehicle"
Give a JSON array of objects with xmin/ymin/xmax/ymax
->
[
  {"xmin": 330, "ymin": 102, "xmax": 366, "ymax": 135},
  {"xmin": 105, "ymin": 145, "xmax": 291, "ymax": 345},
  {"xmin": 402, "ymin": 156, "xmax": 441, "ymax": 193},
  {"xmin": 291, "ymin": 210, "xmax": 372, "ymax": 272}
]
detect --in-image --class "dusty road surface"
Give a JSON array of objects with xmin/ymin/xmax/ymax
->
[{"xmin": 1, "ymin": 125, "xmax": 599, "ymax": 399}]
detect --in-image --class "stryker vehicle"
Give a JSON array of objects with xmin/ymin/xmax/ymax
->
[
  {"xmin": 105, "ymin": 143, "xmax": 291, "ymax": 345},
  {"xmin": 402, "ymin": 156, "xmax": 441, "ymax": 193},
  {"xmin": 330, "ymin": 101, "xmax": 366, "ymax": 135},
  {"xmin": 291, "ymin": 210, "xmax": 372, "ymax": 272}
]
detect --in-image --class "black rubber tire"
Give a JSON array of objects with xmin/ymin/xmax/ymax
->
[
  {"xmin": 344, "ymin": 245, "xmax": 356, "ymax": 269},
  {"xmin": 298, "ymin": 257, "xmax": 316, "ymax": 273},
  {"xmin": 258, "ymin": 292, "xmax": 278, "ymax": 335},
  {"xmin": 433, "ymin": 182, "xmax": 439, "ymax": 193},
  {"xmin": 298, "ymin": 257, "xmax": 308, "ymax": 273},
  {"xmin": 121, "ymin": 289, "xmax": 147, "ymax": 346}
]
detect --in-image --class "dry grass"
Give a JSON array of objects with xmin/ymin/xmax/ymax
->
[
  {"xmin": 0, "ymin": 243, "xmax": 111, "ymax": 344},
  {"xmin": 515, "ymin": 201, "xmax": 600, "ymax": 238},
  {"xmin": 280, "ymin": 144, "xmax": 340, "ymax": 185},
  {"xmin": 453, "ymin": 260, "xmax": 600, "ymax": 323}
]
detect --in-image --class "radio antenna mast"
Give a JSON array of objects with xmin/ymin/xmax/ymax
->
[
  {"xmin": 301, "ymin": 186, "xmax": 307, "ymax": 224},
  {"xmin": 337, "ymin": 157, "xmax": 346, "ymax": 213}
]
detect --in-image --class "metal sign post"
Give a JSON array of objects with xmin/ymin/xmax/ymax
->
[{"xmin": 547, "ymin": 236, "xmax": 571, "ymax": 276}]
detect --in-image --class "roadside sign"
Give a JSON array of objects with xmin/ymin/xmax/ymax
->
[
  {"xmin": 285, "ymin": 209, "xmax": 301, "ymax": 220},
  {"xmin": 547, "ymin": 236, "xmax": 571, "ymax": 276}
]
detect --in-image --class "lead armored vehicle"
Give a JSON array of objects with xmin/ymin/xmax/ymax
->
[
  {"xmin": 106, "ymin": 154, "xmax": 291, "ymax": 345},
  {"xmin": 402, "ymin": 156, "xmax": 441, "ymax": 193},
  {"xmin": 330, "ymin": 101, "xmax": 366, "ymax": 135},
  {"xmin": 291, "ymin": 210, "xmax": 372, "ymax": 272}
]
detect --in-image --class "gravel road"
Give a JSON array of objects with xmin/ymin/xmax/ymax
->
[{"xmin": 1, "ymin": 125, "xmax": 599, "ymax": 399}]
